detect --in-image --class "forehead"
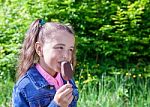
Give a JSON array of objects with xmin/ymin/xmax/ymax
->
[{"xmin": 45, "ymin": 30, "xmax": 75, "ymax": 46}]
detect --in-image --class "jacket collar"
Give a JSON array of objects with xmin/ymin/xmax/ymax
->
[
  {"xmin": 27, "ymin": 65, "xmax": 51, "ymax": 89},
  {"xmin": 26, "ymin": 65, "xmax": 76, "ymax": 89}
]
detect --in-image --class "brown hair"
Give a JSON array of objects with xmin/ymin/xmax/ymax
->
[{"xmin": 17, "ymin": 19, "xmax": 76, "ymax": 79}]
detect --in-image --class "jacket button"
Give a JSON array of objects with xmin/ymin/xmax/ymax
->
[
  {"xmin": 50, "ymin": 86, "xmax": 54, "ymax": 90},
  {"xmin": 47, "ymin": 86, "xmax": 54, "ymax": 90}
]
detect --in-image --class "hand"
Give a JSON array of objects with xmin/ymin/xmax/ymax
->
[{"xmin": 54, "ymin": 83, "xmax": 74, "ymax": 107}]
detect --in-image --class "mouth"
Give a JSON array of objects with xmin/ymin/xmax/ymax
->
[
  {"xmin": 58, "ymin": 60, "xmax": 68, "ymax": 64},
  {"xmin": 58, "ymin": 60, "xmax": 68, "ymax": 69}
]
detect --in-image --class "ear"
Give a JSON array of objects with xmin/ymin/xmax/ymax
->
[{"xmin": 35, "ymin": 42, "xmax": 43, "ymax": 57}]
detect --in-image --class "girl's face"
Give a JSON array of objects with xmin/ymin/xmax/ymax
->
[{"xmin": 36, "ymin": 30, "xmax": 75, "ymax": 76}]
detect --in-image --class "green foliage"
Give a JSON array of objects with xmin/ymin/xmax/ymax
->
[
  {"xmin": 0, "ymin": 0, "xmax": 150, "ymax": 106},
  {"xmin": 1, "ymin": 76, "xmax": 150, "ymax": 107},
  {"xmin": 78, "ymin": 74, "xmax": 150, "ymax": 107},
  {"xmin": 0, "ymin": 80, "xmax": 14, "ymax": 107},
  {"xmin": 0, "ymin": 0, "xmax": 150, "ymax": 81},
  {"xmin": 0, "ymin": 0, "xmax": 150, "ymax": 107}
]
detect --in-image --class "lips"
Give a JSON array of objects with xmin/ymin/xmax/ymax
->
[
  {"xmin": 58, "ymin": 60, "xmax": 70, "ymax": 70},
  {"xmin": 57, "ymin": 60, "xmax": 66, "ymax": 71}
]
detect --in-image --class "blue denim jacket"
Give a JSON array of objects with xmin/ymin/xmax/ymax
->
[{"xmin": 12, "ymin": 65, "xmax": 79, "ymax": 107}]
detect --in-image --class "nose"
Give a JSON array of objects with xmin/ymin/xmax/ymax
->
[{"xmin": 62, "ymin": 50, "xmax": 71, "ymax": 61}]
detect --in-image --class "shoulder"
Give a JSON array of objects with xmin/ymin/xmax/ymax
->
[
  {"xmin": 14, "ymin": 74, "xmax": 31, "ymax": 90},
  {"xmin": 14, "ymin": 65, "xmax": 36, "ymax": 89},
  {"xmin": 12, "ymin": 74, "xmax": 31, "ymax": 105},
  {"xmin": 13, "ymin": 66, "xmax": 38, "ymax": 91},
  {"xmin": 13, "ymin": 65, "xmax": 50, "ymax": 92}
]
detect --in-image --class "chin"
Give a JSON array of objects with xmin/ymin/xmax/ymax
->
[
  {"xmin": 57, "ymin": 67, "xmax": 61, "ymax": 73},
  {"xmin": 56, "ymin": 63, "xmax": 61, "ymax": 72},
  {"xmin": 54, "ymin": 67, "xmax": 60, "ymax": 73}
]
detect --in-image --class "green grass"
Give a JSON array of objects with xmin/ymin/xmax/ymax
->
[
  {"xmin": 77, "ymin": 74, "xmax": 150, "ymax": 107},
  {"xmin": 0, "ymin": 75, "xmax": 150, "ymax": 107},
  {"xmin": 78, "ymin": 83, "xmax": 150, "ymax": 107}
]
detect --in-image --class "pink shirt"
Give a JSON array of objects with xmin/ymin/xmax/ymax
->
[{"xmin": 36, "ymin": 64, "xmax": 64, "ymax": 90}]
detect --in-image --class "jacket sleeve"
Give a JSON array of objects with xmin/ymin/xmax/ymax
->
[
  {"xmin": 12, "ymin": 87, "xmax": 60, "ymax": 107},
  {"xmin": 48, "ymin": 100, "xmax": 60, "ymax": 107},
  {"xmin": 12, "ymin": 88, "xmax": 29, "ymax": 107}
]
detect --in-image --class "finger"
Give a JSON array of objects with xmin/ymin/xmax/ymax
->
[
  {"xmin": 67, "ymin": 95, "xmax": 74, "ymax": 104},
  {"xmin": 62, "ymin": 95, "xmax": 73, "ymax": 106},
  {"xmin": 67, "ymin": 81, "xmax": 70, "ymax": 84},
  {"xmin": 66, "ymin": 92, "xmax": 73, "ymax": 99},
  {"xmin": 60, "ymin": 87, "xmax": 73, "ymax": 97},
  {"xmin": 57, "ymin": 84, "xmax": 72, "ymax": 93}
]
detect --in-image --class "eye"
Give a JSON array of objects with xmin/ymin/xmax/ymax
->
[
  {"xmin": 58, "ymin": 47, "xmax": 64, "ymax": 49},
  {"xmin": 54, "ymin": 46, "xmax": 64, "ymax": 50},
  {"xmin": 69, "ymin": 48, "xmax": 74, "ymax": 52}
]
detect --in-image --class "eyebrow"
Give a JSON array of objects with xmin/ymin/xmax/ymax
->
[{"xmin": 55, "ymin": 43, "xmax": 74, "ymax": 48}]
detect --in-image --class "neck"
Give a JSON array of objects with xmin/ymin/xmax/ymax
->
[
  {"xmin": 53, "ymin": 72, "xmax": 58, "ymax": 78},
  {"xmin": 39, "ymin": 61, "xmax": 57, "ymax": 77}
]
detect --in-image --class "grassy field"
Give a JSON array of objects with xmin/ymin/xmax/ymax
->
[
  {"xmin": 0, "ymin": 75, "xmax": 150, "ymax": 107},
  {"xmin": 78, "ymin": 74, "xmax": 150, "ymax": 107}
]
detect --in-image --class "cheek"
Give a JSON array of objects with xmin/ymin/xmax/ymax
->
[
  {"xmin": 43, "ymin": 53, "xmax": 58, "ymax": 68},
  {"xmin": 69, "ymin": 52, "xmax": 73, "ymax": 59},
  {"xmin": 49, "ymin": 51, "xmax": 61, "ymax": 62}
]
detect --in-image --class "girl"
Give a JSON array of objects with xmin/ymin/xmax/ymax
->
[{"xmin": 12, "ymin": 19, "xmax": 79, "ymax": 107}]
